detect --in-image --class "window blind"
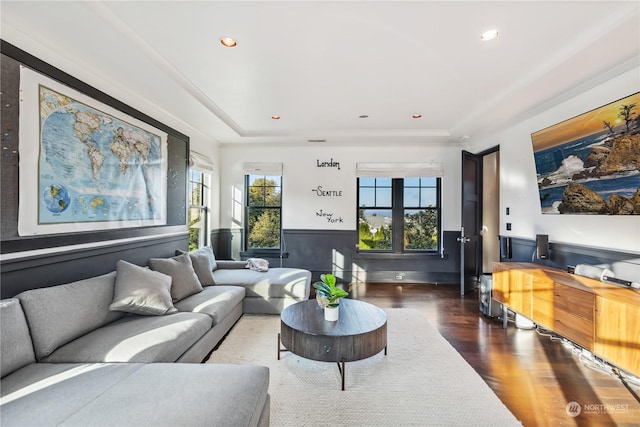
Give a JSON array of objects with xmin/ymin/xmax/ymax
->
[
  {"xmin": 242, "ymin": 162, "xmax": 283, "ymax": 175},
  {"xmin": 356, "ymin": 162, "xmax": 443, "ymax": 178},
  {"xmin": 189, "ymin": 151, "xmax": 214, "ymax": 172}
]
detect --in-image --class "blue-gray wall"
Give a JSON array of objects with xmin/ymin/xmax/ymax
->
[
  {"xmin": 1, "ymin": 233, "xmax": 190, "ymax": 299},
  {"xmin": 214, "ymin": 229, "xmax": 461, "ymax": 285}
]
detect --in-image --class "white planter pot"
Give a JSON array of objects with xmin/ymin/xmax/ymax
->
[{"xmin": 324, "ymin": 306, "xmax": 339, "ymax": 321}]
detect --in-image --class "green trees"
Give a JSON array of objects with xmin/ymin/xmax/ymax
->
[
  {"xmin": 403, "ymin": 210, "xmax": 438, "ymax": 250},
  {"xmin": 248, "ymin": 208, "xmax": 280, "ymax": 248},
  {"xmin": 188, "ymin": 211, "xmax": 201, "ymax": 251},
  {"xmin": 358, "ymin": 219, "xmax": 372, "ymax": 247}
]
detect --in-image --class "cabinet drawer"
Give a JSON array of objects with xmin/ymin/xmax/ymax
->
[
  {"xmin": 554, "ymin": 284, "xmax": 594, "ymax": 321},
  {"xmin": 554, "ymin": 310, "xmax": 594, "ymax": 350}
]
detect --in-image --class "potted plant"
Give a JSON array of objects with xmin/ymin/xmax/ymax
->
[{"xmin": 313, "ymin": 273, "xmax": 348, "ymax": 321}]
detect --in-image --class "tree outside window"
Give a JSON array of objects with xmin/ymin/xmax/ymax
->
[
  {"xmin": 358, "ymin": 177, "xmax": 440, "ymax": 252},
  {"xmin": 246, "ymin": 175, "xmax": 282, "ymax": 250}
]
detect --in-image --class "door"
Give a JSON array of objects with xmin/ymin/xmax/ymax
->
[
  {"xmin": 482, "ymin": 150, "xmax": 500, "ymax": 273},
  {"xmin": 460, "ymin": 150, "xmax": 482, "ymax": 295}
]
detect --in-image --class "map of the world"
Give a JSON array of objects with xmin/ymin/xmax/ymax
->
[{"xmin": 38, "ymin": 85, "xmax": 165, "ymax": 224}]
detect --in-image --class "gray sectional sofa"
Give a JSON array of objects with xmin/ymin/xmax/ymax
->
[{"xmin": 0, "ymin": 247, "xmax": 311, "ymax": 427}]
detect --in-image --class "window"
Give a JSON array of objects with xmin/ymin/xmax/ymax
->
[
  {"xmin": 358, "ymin": 178, "xmax": 392, "ymax": 250},
  {"xmin": 188, "ymin": 168, "xmax": 210, "ymax": 251},
  {"xmin": 358, "ymin": 177, "xmax": 441, "ymax": 252},
  {"xmin": 403, "ymin": 177, "xmax": 439, "ymax": 250},
  {"xmin": 245, "ymin": 174, "xmax": 282, "ymax": 250}
]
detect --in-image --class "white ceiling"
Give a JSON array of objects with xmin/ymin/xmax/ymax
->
[{"xmin": 2, "ymin": 1, "xmax": 639, "ymax": 146}]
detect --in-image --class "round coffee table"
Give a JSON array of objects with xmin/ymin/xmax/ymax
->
[{"xmin": 278, "ymin": 298, "xmax": 387, "ymax": 390}]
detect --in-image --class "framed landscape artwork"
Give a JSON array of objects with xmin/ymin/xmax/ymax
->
[{"xmin": 531, "ymin": 92, "xmax": 640, "ymax": 215}]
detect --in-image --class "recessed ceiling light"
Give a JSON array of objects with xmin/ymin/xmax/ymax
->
[
  {"xmin": 271, "ymin": 115, "xmax": 281, "ymax": 120},
  {"xmin": 220, "ymin": 37, "xmax": 237, "ymax": 48},
  {"xmin": 359, "ymin": 115, "xmax": 369, "ymax": 119},
  {"xmin": 412, "ymin": 114, "xmax": 422, "ymax": 119},
  {"xmin": 480, "ymin": 29, "xmax": 499, "ymax": 41}
]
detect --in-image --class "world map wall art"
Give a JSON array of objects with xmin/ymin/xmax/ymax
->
[
  {"xmin": 531, "ymin": 92, "xmax": 640, "ymax": 215},
  {"xmin": 18, "ymin": 66, "xmax": 168, "ymax": 235}
]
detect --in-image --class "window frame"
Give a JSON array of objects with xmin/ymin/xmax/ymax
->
[
  {"xmin": 357, "ymin": 177, "xmax": 442, "ymax": 254},
  {"xmin": 188, "ymin": 168, "xmax": 210, "ymax": 251},
  {"xmin": 243, "ymin": 173, "xmax": 283, "ymax": 253}
]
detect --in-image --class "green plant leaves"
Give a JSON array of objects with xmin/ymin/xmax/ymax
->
[
  {"xmin": 313, "ymin": 273, "xmax": 348, "ymax": 304},
  {"xmin": 320, "ymin": 273, "xmax": 336, "ymax": 287}
]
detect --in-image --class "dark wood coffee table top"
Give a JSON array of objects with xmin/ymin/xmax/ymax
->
[{"xmin": 280, "ymin": 298, "xmax": 387, "ymax": 363}]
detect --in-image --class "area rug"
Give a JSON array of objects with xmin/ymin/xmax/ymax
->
[{"xmin": 206, "ymin": 309, "xmax": 522, "ymax": 426}]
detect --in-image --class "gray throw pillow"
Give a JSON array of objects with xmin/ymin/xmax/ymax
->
[
  {"xmin": 188, "ymin": 247, "xmax": 217, "ymax": 286},
  {"xmin": 149, "ymin": 253, "xmax": 203, "ymax": 301},
  {"xmin": 110, "ymin": 260, "xmax": 177, "ymax": 316}
]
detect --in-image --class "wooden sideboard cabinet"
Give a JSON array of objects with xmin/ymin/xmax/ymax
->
[{"xmin": 493, "ymin": 262, "xmax": 640, "ymax": 377}]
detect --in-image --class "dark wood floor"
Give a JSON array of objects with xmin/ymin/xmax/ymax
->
[{"xmin": 350, "ymin": 282, "xmax": 640, "ymax": 427}]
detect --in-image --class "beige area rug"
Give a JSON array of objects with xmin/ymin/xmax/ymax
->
[{"xmin": 206, "ymin": 309, "xmax": 522, "ymax": 427}]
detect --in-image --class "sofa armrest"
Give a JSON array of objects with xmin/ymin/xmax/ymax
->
[{"xmin": 215, "ymin": 260, "xmax": 248, "ymax": 270}]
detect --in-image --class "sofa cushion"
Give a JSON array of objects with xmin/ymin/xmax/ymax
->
[
  {"xmin": 110, "ymin": 260, "xmax": 177, "ymax": 316},
  {"xmin": 0, "ymin": 299, "xmax": 36, "ymax": 378},
  {"xmin": 65, "ymin": 364, "xmax": 270, "ymax": 427},
  {"xmin": 174, "ymin": 286, "xmax": 245, "ymax": 325},
  {"xmin": 16, "ymin": 272, "xmax": 125, "ymax": 361},
  {"xmin": 212, "ymin": 267, "xmax": 311, "ymax": 299},
  {"xmin": 0, "ymin": 363, "xmax": 269, "ymax": 427},
  {"xmin": 0, "ymin": 363, "xmax": 146, "ymax": 427},
  {"xmin": 188, "ymin": 246, "xmax": 217, "ymax": 285},
  {"xmin": 176, "ymin": 247, "xmax": 217, "ymax": 285},
  {"xmin": 42, "ymin": 312, "xmax": 212, "ymax": 363},
  {"xmin": 149, "ymin": 253, "xmax": 203, "ymax": 301}
]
